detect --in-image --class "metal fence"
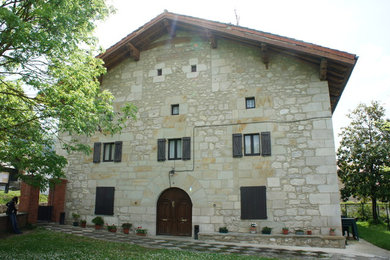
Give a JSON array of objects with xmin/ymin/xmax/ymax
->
[{"xmin": 340, "ymin": 202, "xmax": 390, "ymax": 222}]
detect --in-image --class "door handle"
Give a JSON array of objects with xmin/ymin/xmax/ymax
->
[
  {"xmin": 180, "ymin": 218, "xmax": 187, "ymax": 222},
  {"xmin": 162, "ymin": 218, "xmax": 168, "ymax": 222}
]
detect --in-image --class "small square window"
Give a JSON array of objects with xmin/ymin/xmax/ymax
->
[
  {"xmin": 171, "ymin": 104, "xmax": 179, "ymax": 115},
  {"xmin": 246, "ymin": 97, "xmax": 255, "ymax": 109},
  {"xmin": 157, "ymin": 69, "xmax": 162, "ymax": 76},
  {"xmin": 191, "ymin": 65, "xmax": 197, "ymax": 72},
  {"xmin": 168, "ymin": 139, "xmax": 182, "ymax": 160}
]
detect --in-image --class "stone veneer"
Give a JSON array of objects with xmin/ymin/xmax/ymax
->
[{"xmin": 59, "ymin": 29, "xmax": 342, "ymax": 245}]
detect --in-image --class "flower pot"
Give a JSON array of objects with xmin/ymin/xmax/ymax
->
[
  {"xmin": 329, "ymin": 231, "xmax": 335, "ymax": 236},
  {"xmin": 249, "ymin": 226, "xmax": 257, "ymax": 234},
  {"xmin": 282, "ymin": 229, "xmax": 289, "ymax": 235},
  {"xmin": 81, "ymin": 222, "xmax": 86, "ymax": 228},
  {"xmin": 123, "ymin": 228, "xmax": 130, "ymax": 234},
  {"xmin": 73, "ymin": 222, "xmax": 79, "ymax": 227},
  {"xmin": 307, "ymin": 230, "xmax": 312, "ymax": 235},
  {"xmin": 109, "ymin": 229, "xmax": 117, "ymax": 233},
  {"xmin": 95, "ymin": 224, "xmax": 103, "ymax": 230},
  {"xmin": 136, "ymin": 233, "xmax": 146, "ymax": 236},
  {"xmin": 295, "ymin": 231, "xmax": 304, "ymax": 235}
]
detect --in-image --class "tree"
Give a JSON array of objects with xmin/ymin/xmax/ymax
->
[
  {"xmin": 337, "ymin": 101, "xmax": 390, "ymax": 222},
  {"xmin": 0, "ymin": 1, "xmax": 136, "ymax": 189}
]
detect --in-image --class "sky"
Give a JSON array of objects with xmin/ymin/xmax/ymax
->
[{"xmin": 95, "ymin": 0, "xmax": 390, "ymax": 147}]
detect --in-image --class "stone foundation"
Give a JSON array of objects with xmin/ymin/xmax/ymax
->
[{"xmin": 199, "ymin": 232, "xmax": 345, "ymax": 249}]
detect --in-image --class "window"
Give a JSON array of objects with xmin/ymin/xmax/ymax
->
[
  {"xmin": 103, "ymin": 143, "xmax": 115, "ymax": 162},
  {"xmin": 93, "ymin": 141, "xmax": 122, "ymax": 163},
  {"xmin": 246, "ymin": 97, "xmax": 255, "ymax": 109},
  {"xmin": 244, "ymin": 134, "xmax": 260, "ymax": 156},
  {"xmin": 191, "ymin": 65, "xmax": 197, "ymax": 72},
  {"xmin": 168, "ymin": 139, "xmax": 182, "ymax": 160},
  {"xmin": 240, "ymin": 186, "xmax": 267, "ymax": 219},
  {"xmin": 157, "ymin": 68, "xmax": 162, "ymax": 76},
  {"xmin": 171, "ymin": 104, "xmax": 179, "ymax": 115},
  {"xmin": 95, "ymin": 187, "xmax": 115, "ymax": 215}
]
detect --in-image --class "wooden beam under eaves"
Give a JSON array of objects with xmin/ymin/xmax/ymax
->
[
  {"xmin": 320, "ymin": 58, "xmax": 327, "ymax": 80},
  {"xmin": 206, "ymin": 30, "xmax": 217, "ymax": 48},
  {"xmin": 261, "ymin": 43, "xmax": 269, "ymax": 69},
  {"xmin": 163, "ymin": 19, "xmax": 176, "ymax": 38},
  {"xmin": 126, "ymin": 43, "xmax": 140, "ymax": 61}
]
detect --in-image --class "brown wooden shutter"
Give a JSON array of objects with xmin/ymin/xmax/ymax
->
[
  {"xmin": 240, "ymin": 186, "xmax": 267, "ymax": 219},
  {"xmin": 114, "ymin": 141, "xmax": 122, "ymax": 162},
  {"xmin": 157, "ymin": 139, "xmax": 166, "ymax": 161},
  {"xmin": 93, "ymin": 142, "xmax": 101, "ymax": 163},
  {"xmin": 232, "ymin": 134, "xmax": 243, "ymax": 157},
  {"xmin": 182, "ymin": 137, "xmax": 191, "ymax": 160},
  {"xmin": 261, "ymin": 132, "xmax": 271, "ymax": 156},
  {"xmin": 95, "ymin": 187, "xmax": 115, "ymax": 215}
]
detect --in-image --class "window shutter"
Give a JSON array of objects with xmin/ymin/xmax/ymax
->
[
  {"xmin": 232, "ymin": 134, "xmax": 243, "ymax": 158},
  {"xmin": 261, "ymin": 132, "xmax": 271, "ymax": 156},
  {"xmin": 240, "ymin": 186, "xmax": 267, "ymax": 219},
  {"xmin": 182, "ymin": 137, "xmax": 191, "ymax": 160},
  {"xmin": 157, "ymin": 139, "xmax": 166, "ymax": 161},
  {"xmin": 95, "ymin": 187, "xmax": 115, "ymax": 215},
  {"xmin": 114, "ymin": 141, "xmax": 122, "ymax": 162},
  {"xmin": 93, "ymin": 142, "xmax": 101, "ymax": 163}
]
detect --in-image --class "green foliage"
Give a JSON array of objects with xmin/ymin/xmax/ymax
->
[
  {"xmin": 91, "ymin": 216, "xmax": 104, "ymax": 226},
  {"xmin": 0, "ymin": 0, "xmax": 136, "ymax": 189},
  {"xmin": 337, "ymin": 101, "xmax": 390, "ymax": 221},
  {"xmin": 0, "ymin": 190, "xmax": 48, "ymax": 205},
  {"xmin": 357, "ymin": 221, "xmax": 390, "ymax": 250},
  {"xmin": 0, "ymin": 228, "xmax": 270, "ymax": 259}
]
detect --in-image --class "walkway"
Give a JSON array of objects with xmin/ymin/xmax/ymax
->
[{"xmin": 39, "ymin": 223, "xmax": 389, "ymax": 259}]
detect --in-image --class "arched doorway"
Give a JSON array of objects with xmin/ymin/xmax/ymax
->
[{"xmin": 156, "ymin": 187, "xmax": 192, "ymax": 236}]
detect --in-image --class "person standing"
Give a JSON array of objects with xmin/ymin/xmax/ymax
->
[{"xmin": 6, "ymin": 196, "xmax": 22, "ymax": 234}]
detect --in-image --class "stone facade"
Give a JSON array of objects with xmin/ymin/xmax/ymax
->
[{"xmin": 61, "ymin": 29, "xmax": 342, "ymax": 240}]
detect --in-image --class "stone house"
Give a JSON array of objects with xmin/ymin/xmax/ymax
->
[{"xmin": 61, "ymin": 11, "xmax": 357, "ymax": 243}]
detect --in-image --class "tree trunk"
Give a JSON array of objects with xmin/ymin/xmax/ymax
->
[{"xmin": 372, "ymin": 196, "xmax": 378, "ymax": 223}]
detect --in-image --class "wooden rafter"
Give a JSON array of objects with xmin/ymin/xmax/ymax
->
[
  {"xmin": 206, "ymin": 30, "xmax": 217, "ymax": 48},
  {"xmin": 163, "ymin": 19, "xmax": 176, "ymax": 38},
  {"xmin": 126, "ymin": 43, "xmax": 140, "ymax": 61},
  {"xmin": 261, "ymin": 43, "xmax": 269, "ymax": 69},
  {"xmin": 320, "ymin": 58, "xmax": 327, "ymax": 80}
]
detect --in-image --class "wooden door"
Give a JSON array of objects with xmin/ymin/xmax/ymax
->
[{"xmin": 157, "ymin": 188, "xmax": 192, "ymax": 236}]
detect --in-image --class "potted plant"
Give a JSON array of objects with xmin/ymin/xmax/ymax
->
[
  {"xmin": 80, "ymin": 220, "xmax": 87, "ymax": 228},
  {"xmin": 219, "ymin": 227, "xmax": 228, "ymax": 233},
  {"xmin": 92, "ymin": 216, "xmax": 104, "ymax": 230},
  {"xmin": 329, "ymin": 228, "xmax": 336, "ymax": 236},
  {"xmin": 135, "ymin": 226, "xmax": 147, "ymax": 236},
  {"xmin": 306, "ymin": 230, "xmax": 312, "ymax": 235},
  {"xmin": 295, "ymin": 229, "xmax": 304, "ymax": 235},
  {"xmin": 107, "ymin": 224, "xmax": 117, "ymax": 233},
  {"xmin": 122, "ymin": 223, "xmax": 132, "ymax": 234},
  {"xmin": 249, "ymin": 223, "xmax": 257, "ymax": 234},
  {"xmin": 282, "ymin": 227, "xmax": 289, "ymax": 235},
  {"xmin": 72, "ymin": 213, "xmax": 80, "ymax": 226},
  {"xmin": 261, "ymin": 226, "xmax": 272, "ymax": 235}
]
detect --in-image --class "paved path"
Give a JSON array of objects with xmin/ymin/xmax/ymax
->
[{"xmin": 40, "ymin": 223, "xmax": 389, "ymax": 259}]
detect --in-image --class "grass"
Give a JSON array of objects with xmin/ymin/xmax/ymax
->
[
  {"xmin": 357, "ymin": 221, "xmax": 390, "ymax": 250},
  {"xmin": 0, "ymin": 190, "xmax": 48, "ymax": 204},
  {"xmin": 0, "ymin": 228, "xmax": 272, "ymax": 260}
]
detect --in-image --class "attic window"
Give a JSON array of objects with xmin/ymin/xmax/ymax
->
[
  {"xmin": 157, "ymin": 69, "xmax": 162, "ymax": 76},
  {"xmin": 191, "ymin": 65, "xmax": 197, "ymax": 72}
]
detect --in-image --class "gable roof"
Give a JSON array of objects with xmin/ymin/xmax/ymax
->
[{"xmin": 99, "ymin": 11, "xmax": 358, "ymax": 113}]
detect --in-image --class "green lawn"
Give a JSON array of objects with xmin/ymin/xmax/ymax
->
[
  {"xmin": 0, "ymin": 228, "xmax": 272, "ymax": 260},
  {"xmin": 0, "ymin": 190, "xmax": 48, "ymax": 205},
  {"xmin": 357, "ymin": 221, "xmax": 390, "ymax": 250}
]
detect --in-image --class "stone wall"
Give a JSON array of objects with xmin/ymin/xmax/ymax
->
[{"xmin": 60, "ymin": 29, "xmax": 341, "ymax": 240}]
